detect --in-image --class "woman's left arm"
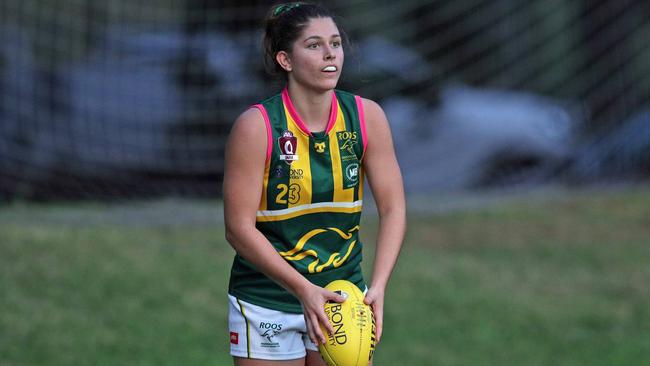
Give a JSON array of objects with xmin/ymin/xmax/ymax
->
[{"xmin": 361, "ymin": 98, "xmax": 406, "ymax": 343}]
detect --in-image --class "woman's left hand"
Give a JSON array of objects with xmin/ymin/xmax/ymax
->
[{"xmin": 363, "ymin": 286, "xmax": 385, "ymax": 343}]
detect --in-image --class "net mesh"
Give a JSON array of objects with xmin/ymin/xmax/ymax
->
[{"xmin": 1, "ymin": 0, "xmax": 649, "ymax": 199}]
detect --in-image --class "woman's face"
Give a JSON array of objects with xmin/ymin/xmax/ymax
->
[{"xmin": 282, "ymin": 17, "xmax": 344, "ymax": 92}]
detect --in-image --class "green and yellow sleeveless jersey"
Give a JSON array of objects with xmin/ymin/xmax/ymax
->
[{"xmin": 228, "ymin": 88, "xmax": 368, "ymax": 313}]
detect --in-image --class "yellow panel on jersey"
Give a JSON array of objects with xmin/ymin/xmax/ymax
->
[
  {"xmin": 329, "ymin": 101, "xmax": 356, "ymax": 203},
  {"xmin": 283, "ymin": 104, "xmax": 313, "ymax": 208},
  {"xmin": 259, "ymin": 160, "xmax": 270, "ymax": 212}
]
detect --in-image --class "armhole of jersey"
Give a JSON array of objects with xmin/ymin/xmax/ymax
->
[
  {"xmin": 250, "ymin": 104, "xmax": 273, "ymax": 163},
  {"xmin": 355, "ymin": 95, "xmax": 368, "ymax": 158}
]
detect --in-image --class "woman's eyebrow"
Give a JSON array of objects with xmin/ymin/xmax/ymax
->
[{"xmin": 303, "ymin": 34, "xmax": 341, "ymax": 42}]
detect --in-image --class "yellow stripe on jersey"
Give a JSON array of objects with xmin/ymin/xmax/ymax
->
[
  {"xmin": 256, "ymin": 200, "xmax": 363, "ymax": 222},
  {"xmin": 284, "ymin": 105, "xmax": 312, "ymax": 207},
  {"xmin": 259, "ymin": 158, "xmax": 270, "ymax": 211},
  {"xmin": 329, "ymin": 102, "xmax": 355, "ymax": 203},
  {"xmin": 358, "ymin": 166, "xmax": 364, "ymax": 200}
]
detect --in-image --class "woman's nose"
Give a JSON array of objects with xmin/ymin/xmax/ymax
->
[{"xmin": 324, "ymin": 46, "xmax": 335, "ymax": 60}]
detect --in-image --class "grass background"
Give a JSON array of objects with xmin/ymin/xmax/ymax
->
[{"xmin": 1, "ymin": 186, "xmax": 649, "ymax": 365}]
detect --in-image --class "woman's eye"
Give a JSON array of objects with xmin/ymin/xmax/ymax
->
[
  {"xmin": 308, "ymin": 43, "xmax": 319, "ymax": 49},
  {"xmin": 332, "ymin": 41, "xmax": 341, "ymax": 48}
]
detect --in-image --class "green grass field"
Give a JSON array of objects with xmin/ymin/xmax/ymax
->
[{"xmin": 2, "ymin": 187, "xmax": 650, "ymax": 365}]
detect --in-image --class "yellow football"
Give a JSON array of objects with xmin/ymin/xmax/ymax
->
[{"xmin": 318, "ymin": 280, "xmax": 376, "ymax": 366}]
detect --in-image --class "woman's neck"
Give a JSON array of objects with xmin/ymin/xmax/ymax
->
[{"xmin": 286, "ymin": 83, "xmax": 333, "ymax": 133}]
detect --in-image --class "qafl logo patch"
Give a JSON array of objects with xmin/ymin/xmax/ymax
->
[{"xmin": 279, "ymin": 130, "xmax": 298, "ymax": 164}]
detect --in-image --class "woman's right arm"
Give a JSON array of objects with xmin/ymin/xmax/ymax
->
[{"xmin": 223, "ymin": 108, "xmax": 344, "ymax": 344}]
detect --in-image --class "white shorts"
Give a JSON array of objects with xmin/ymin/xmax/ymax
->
[{"xmin": 228, "ymin": 294, "xmax": 319, "ymax": 360}]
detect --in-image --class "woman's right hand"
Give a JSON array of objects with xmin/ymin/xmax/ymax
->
[{"xmin": 297, "ymin": 283, "xmax": 347, "ymax": 345}]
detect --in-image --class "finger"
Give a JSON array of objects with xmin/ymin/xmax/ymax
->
[
  {"xmin": 363, "ymin": 293, "xmax": 373, "ymax": 305},
  {"xmin": 373, "ymin": 305, "xmax": 383, "ymax": 342},
  {"xmin": 317, "ymin": 311, "xmax": 331, "ymax": 343},
  {"xmin": 305, "ymin": 315, "xmax": 318, "ymax": 345},
  {"xmin": 312, "ymin": 312, "xmax": 328, "ymax": 344},
  {"xmin": 328, "ymin": 290, "xmax": 347, "ymax": 303},
  {"xmin": 376, "ymin": 318, "xmax": 383, "ymax": 342}
]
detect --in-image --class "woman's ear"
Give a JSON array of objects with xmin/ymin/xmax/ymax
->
[{"xmin": 276, "ymin": 51, "xmax": 292, "ymax": 72}]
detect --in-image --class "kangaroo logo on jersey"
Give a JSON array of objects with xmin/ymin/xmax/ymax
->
[
  {"xmin": 340, "ymin": 139, "xmax": 356, "ymax": 155},
  {"xmin": 279, "ymin": 130, "xmax": 298, "ymax": 164},
  {"xmin": 314, "ymin": 141, "xmax": 326, "ymax": 153},
  {"xmin": 279, "ymin": 226, "xmax": 360, "ymax": 273},
  {"xmin": 337, "ymin": 131, "xmax": 358, "ymax": 161}
]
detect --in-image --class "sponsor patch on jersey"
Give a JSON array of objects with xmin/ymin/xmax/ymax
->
[
  {"xmin": 346, "ymin": 164, "xmax": 359, "ymax": 182},
  {"xmin": 230, "ymin": 331, "xmax": 239, "ymax": 345},
  {"xmin": 344, "ymin": 163, "xmax": 359, "ymax": 188},
  {"xmin": 290, "ymin": 168, "xmax": 304, "ymax": 180},
  {"xmin": 279, "ymin": 130, "xmax": 298, "ymax": 164}
]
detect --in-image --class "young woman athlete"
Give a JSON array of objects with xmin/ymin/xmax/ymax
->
[{"xmin": 223, "ymin": 3, "xmax": 406, "ymax": 365}]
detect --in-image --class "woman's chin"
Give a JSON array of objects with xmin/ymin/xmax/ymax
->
[
  {"xmin": 291, "ymin": 76, "xmax": 340, "ymax": 93},
  {"xmin": 314, "ymin": 79, "xmax": 340, "ymax": 92}
]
